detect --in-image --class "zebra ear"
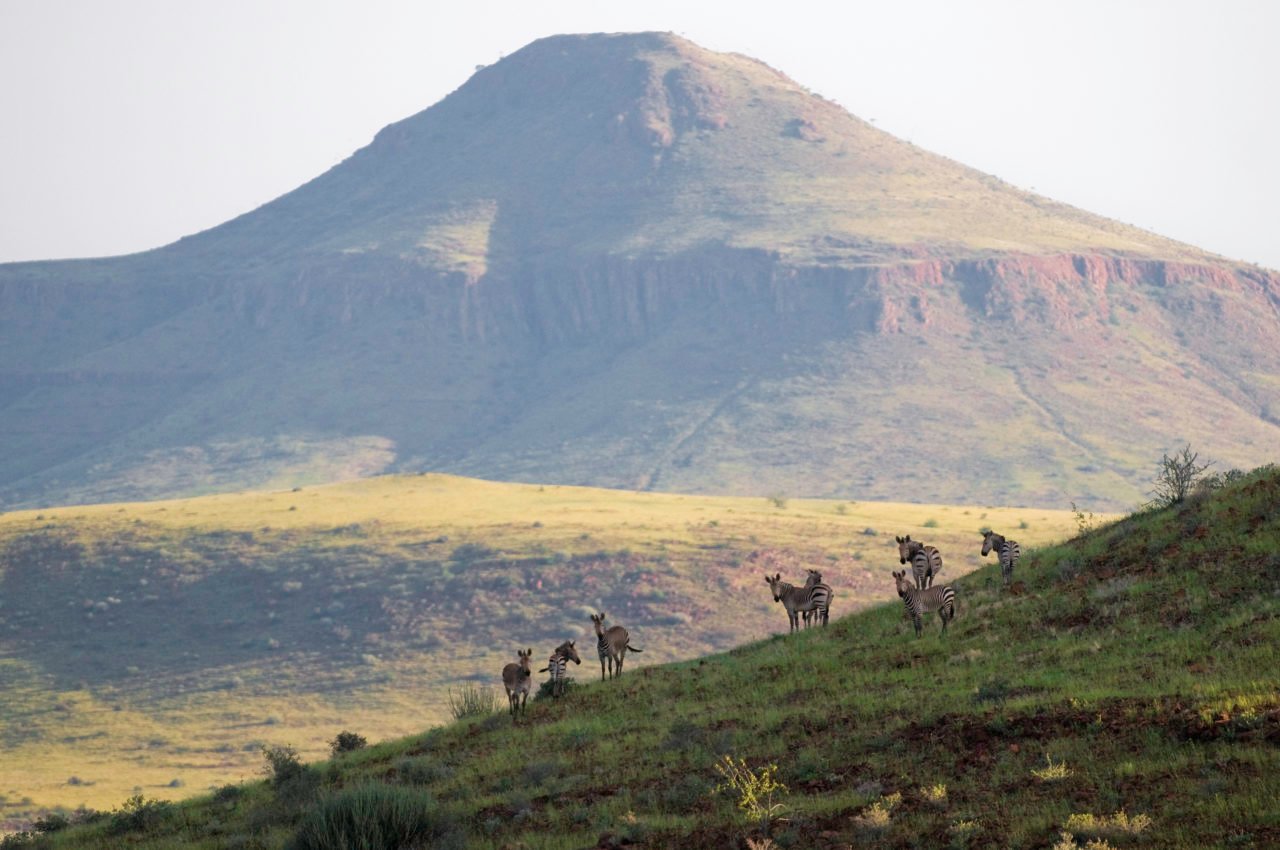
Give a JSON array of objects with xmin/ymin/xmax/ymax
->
[
  {"xmin": 905, "ymin": 535, "xmax": 912, "ymax": 542},
  {"xmin": 895, "ymin": 535, "xmax": 902, "ymax": 543},
  {"xmin": 775, "ymin": 572, "xmax": 781, "ymax": 581}
]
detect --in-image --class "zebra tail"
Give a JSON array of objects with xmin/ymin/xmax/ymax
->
[
  {"xmin": 627, "ymin": 644, "xmax": 643, "ymax": 653},
  {"xmin": 538, "ymin": 666, "xmax": 549, "ymax": 673}
]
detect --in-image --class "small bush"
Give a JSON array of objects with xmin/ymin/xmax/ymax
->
[
  {"xmin": 447, "ymin": 683, "xmax": 497, "ymax": 719},
  {"xmin": 854, "ymin": 792, "xmax": 901, "ymax": 831},
  {"xmin": 213, "ymin": 784, "xmax": 243, "ymax": 803},
  {"xmin": 1032, "ymin": 755, "xmax": 1073, "ymax": 782},
  {"xmin": 921, "ymin": 783, "xmax": 948, "ymax": 806},
  {"xmin": 107, "ymin": 795, "xmax": 172, "ymax": 836},
  {"xmin": 923, "ymin": 518, "xmax": 939, "ymax": 528},
  {"xmin": 32, "ymin": 814, "xmax": 69, "ymax": 834},
  {"xmin": 534, "ymin": 677, "xmax": 576, "ymax": 701},
  {"xmin": 1064, "ymin": 810, "xmax": 1153, "ymax": 839},
  {"xmin": 329, "ymin": 731, "xmax": 368, "ymax": 756},
  {"xmin": 263, "ymin": 744, "xmax": 305, "ymax": 787},
  {"xmin": 766, "ymin": 493, "xmax": 788, "ymax": 509},
  {"xmin": 288, "ymin": 783, "xmax": 462, "ymax": 850},
  {"xmin": 713, "ymin": 755, "xmax": 787, "ymax": 831},
  {"xmin": 1148, "ymin": 444, "xmax": 1211, "ymax": 508}
]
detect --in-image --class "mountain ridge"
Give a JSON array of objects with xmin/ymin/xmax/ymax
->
[{"xmin": 2, "ymin": 31, "xmax": 1279, "ymax": 510}]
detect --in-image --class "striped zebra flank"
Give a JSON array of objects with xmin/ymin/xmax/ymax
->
[
  {"xmin": 538, "ymin": 639, "xmax": 581, "ymax": 698},
  {"xmin": 892, "ymin": 569, "xmax": 956, "ymax": 638},
  {"xmin": 590, "ymin": 612, "xmax": 642, "ymax": 681},
  {"xmin": 501, "ymin": 648, "xmax": 534, "ymax": 719},
  {"xmin": 764, "ymin": 572, "xmax": 833, "ymax": 633},
  {"xmin": 896, "ymin": 535, "xmax": 943, "ymax": 588},
  {"xmin": 981, "ymin": 530, "xmax": 1022, "ymax": 586}
]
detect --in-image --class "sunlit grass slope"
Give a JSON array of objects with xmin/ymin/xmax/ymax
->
[
  {"xmin": 10, "ymin": 468, "xmax": 1280, "ymax": 848},
  {"xmin": 0, "ymin": 475, "xmax": 1083, "ymax": 822}
]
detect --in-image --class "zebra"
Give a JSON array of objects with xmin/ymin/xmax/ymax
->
[
  {"xmin": 501, "ymin": 648, "xmax": 533, "ymax": 718},
  {"xmin": 764, "ymin": 572, "xmax": 833, "ymax": 632},
  {"xmin": 538, "ymin": 639, "xmax": 581, "ymax": 698},
  {"xmin": 895, "ymin": 535, "xmax": 943, "ymax": 588},
  {"xmin": 590, "ymin": 612, "xmax": 643, "ymax": 680},
  {"xmin": 981, "ymin": 530, "xmax": 1022, "ymax": 586},
  {"xmin": 799, "ymin": 569, "xmax": 833, "ymax": 627},
  {"xmin": 891, "ymin": 569, "xmax": 956, "ymax": 638}
]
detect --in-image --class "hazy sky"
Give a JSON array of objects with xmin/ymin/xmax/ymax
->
[{"xmin": 2, "ymin": 0, "xmax": 1276, "ymax": 269}]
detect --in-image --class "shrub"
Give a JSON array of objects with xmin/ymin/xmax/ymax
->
[
  {"xmin": 921, "ymin": 783, "xmax": 948, "ymax": 806},
  {"xmin": 766, "ymin": 493, "xmax": 788, "ymax": 509},
  {"xmin": 213, "ymin": 784, "xmax": 243, "ymax": 803},
  {"xmin": 288, "ymin": 783, "xmax": 461, "ymax": 850},
  {"xmin": 263, "ymin": 744, "xmax": 305, "ymax": 787},
  {"xmin": 447, "ymin": 683, "xmax": 497, "ymax": 719},
  {"xmin": 329, "ymin": 731, "xmax": 368, "ymax": 756},
  {"xmin": 107, "ymin": 795, "xmax": 172, "ymax": 835},
  {"xmin": 1148, "ymin": 444, "xmax": 1211, "ymax": 508},
  {"xmin": 713, "ymin": 755, "xmax": 787, "ymax": 831},
  {"xmin": 923, "ymin": 518, "xmax": 939, "ymax": 528},
  {"xmin": 1064, "ymin": 810, "xmax": 1152, "ymax": 839},
  {"xmin": 32, "ymin": 814, "xmax": 69, "ymax": 833},
  {"xmin": 854, "ymin": 792, "xmax": 901, "ymax": 831},
  {"xmin": 1032, "ymin": 755, "xmax": 1073, "ymax": 782}
]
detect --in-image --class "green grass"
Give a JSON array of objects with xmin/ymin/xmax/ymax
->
[
  {"xmin": 0, "ymin": 474, "xmax": 1082, "ymax": 818},
  {"xmin": 6, "ymin": 466, "xmax": 1277, "ymax": 848}
]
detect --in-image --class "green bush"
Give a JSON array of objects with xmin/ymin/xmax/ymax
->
[
  {"xmin": 329, "ymin": 730, "xmax": 368, "ymax": 756},
  {"xmin": 288, "ymin": 783, "xmax": 462, "ymax": 850},
  {"xmin": 107, "ymin": 795, "xmax": 172, "ymax": 835}
]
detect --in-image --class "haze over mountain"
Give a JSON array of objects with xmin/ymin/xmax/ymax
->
[{"xmin": 3, "ymin": 31, "xmax": 1279, "ymax": 510}]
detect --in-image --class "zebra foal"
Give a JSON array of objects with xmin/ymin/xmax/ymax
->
[
  {"xmin": 538, "ymin": 639, "xmax": 581, "ymax": 698},
  {"xmin": 590, "ymin": 612, "xmax": 642, "ymax": 681},
  {"xmin": 501, "ymin": 648, "xmax": 533, "ymax": 719},
  {"xmin": 895, "ymin": 535, "xmax": 943, "ymax": 588},
  {"xmin": 892, "ymin": 569, "xmax": 956, "ymax": 638},
  {"xmin": 764, "ymin": 572, "xmax": 833, "ymax": 633},
  {"xmin": 981, "ymin": 530, "xmax": 1022, "ymax": 586}
]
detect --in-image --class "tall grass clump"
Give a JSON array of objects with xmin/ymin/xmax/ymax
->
[
  {"xmin": 288, "ymin": 783, "xmax": 461, "ymax": 850},
  {"xmin": 447, "ymin": 683, "xmax": 497, "ymax": 719}
]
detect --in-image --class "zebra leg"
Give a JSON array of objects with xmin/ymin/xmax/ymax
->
[
  {"xmin": 616, "ymin": 653, "xmax": 624, "ymax": 677},
  {"xmin": 600, "ymin": 658, "xmax": 607, "ymax": 681},
  {"xmin": 913, "ymin": 615, "xmax": 923, "ymax": 638}
]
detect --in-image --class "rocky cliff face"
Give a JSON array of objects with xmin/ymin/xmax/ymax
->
[{"xmin": 3, "ymin": 32, "xmax": 1279, "ymax": 510}]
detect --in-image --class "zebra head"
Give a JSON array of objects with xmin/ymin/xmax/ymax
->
[
  {"xmin": 981, "ymin": 530, "xmax": 1002, "ymax": 556},
  {"xmin": 590, "ymin": 612, "xmax": 607, "ymax": 635},
  {"xmin": 804, "ymin": 568, "xmax": 823, "ymax": 588},
  {"xmin": 891, "ymin": 569, "xmax": 912, "ymax": 598},
  {"xmin": 558, "ymin": 640, "xmax": 582, "ymax": 665},
  {"xmin": 896, "ymin": 535, "xmax": 916, "ymax": 565},
  {"xmin": 516, "ymin": 648, "xmax": 533, "ymax": 678},
  {"xmin": 764, "ymin": 572, "xmax": 785, "ymax": 602}
]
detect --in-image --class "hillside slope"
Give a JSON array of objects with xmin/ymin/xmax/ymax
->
[
  {"xmin": 0, "ymin": 475, "xmax": 1082, "ymax": 818},
  {"xmin": 13, "ymin": 466, "xmax": 1279, "ymax": 848},
  {"xmin": 2, "ymin": 32, "xmax": 1279, "ymax": 510}
]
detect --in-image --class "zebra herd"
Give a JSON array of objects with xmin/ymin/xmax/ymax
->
[
  {"xmin": 502, "ymin": 528, "xmax": 1024, "ymax": 716},
  {"xmin": 764, "ymin": 530, "xmax": 1022, "ymax": 640},
  {"xmin": 501, "ymin": 612, "xmax": 642, "ymax": 718}
]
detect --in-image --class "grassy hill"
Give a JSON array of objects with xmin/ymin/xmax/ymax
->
[
  {"xmin": 0, "ymin": 475, "xmax": 1082, "ymax": 822},
  {"xmin": 4, "ymin": 467, "xmax": 1277, "ymax": 848}
]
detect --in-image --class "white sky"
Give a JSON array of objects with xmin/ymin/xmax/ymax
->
[{"xmin": 1, "ymin": 0, "xmax": 1276, "ymax": 269}]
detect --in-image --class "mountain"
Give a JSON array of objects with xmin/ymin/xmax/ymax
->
[
  {"xmin": 17, "ymin": 466, "xmax": 1280, "ymax": 847},
  {"xmin": 3, "ymin": 31, "xmax": 1279, "ymax": 510}
]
